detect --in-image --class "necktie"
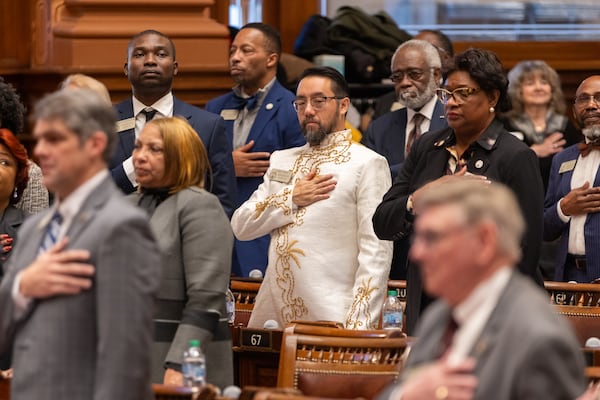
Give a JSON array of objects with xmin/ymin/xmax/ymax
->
[
  {"xmin": 141, "ymin": 108, "xmax": 157, "ymax": 122},
  {"xmin": 39, "ymin": 211, "xmax": 63, "ymax": 253},
  {"xmin": 406, "ymin": 113, "xmax": 425, "ymax": 155},
  {"xmin": 578, "ymin": 141, "xmax": 600, "ymax": 158},
  {"xmin": 441, "ymin": 316, "xmax": 459, "ymax": 355},
  {"xmin": 231, "ymin": 94, "xmax": 258, "ymax": 111}
]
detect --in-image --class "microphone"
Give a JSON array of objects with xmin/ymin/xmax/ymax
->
[
  {"xmin": 585, "ymin": 337, "xmax": 600, "ymax": 348},
  {"xmin": 249, "ymin": 269, "xmax": 263, "ymax": 279},
  {"xmin": 222, "ymin": 385, "xmax": 242, "ymax": 399},
  {"xmin": 263, "ymin": 319, "xmax": 280, "ymax": 330}
]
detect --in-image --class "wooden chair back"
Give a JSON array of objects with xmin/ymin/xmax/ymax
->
[
  {"xmin": 545, "ymin": 281, "xmax": 600, "ymax": 346},
  {"xmin": 231, "ymin": 278, "xmax": 262, "ymax": 326},
  {"xmin": 0, "ymin": 377, "xmax": 9, "ymax": 400},
  {"xmin": 277, "ymin": 322, "xmax": 408, "ymax": 400}
]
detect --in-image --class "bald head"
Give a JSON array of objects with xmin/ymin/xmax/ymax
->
[{"xmin": 574, "ymin": 75, "xmax": 600, "ymax": 130}]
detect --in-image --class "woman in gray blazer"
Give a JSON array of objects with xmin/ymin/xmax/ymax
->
[{"xmin": 130, "ymin": 116, "xmax": 234, "ymax": 389}]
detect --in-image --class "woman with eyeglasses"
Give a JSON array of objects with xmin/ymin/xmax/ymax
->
[
  {"xmin": 373, "ymin": 48, "xmax": 544, "ymax": 335},
  {"xmin": 501, "ymin": 60, "xmax": 580, "ymax": 191}
]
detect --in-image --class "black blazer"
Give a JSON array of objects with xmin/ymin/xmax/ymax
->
[{"xmin": 372, "ymin": 118, "xmax": 544, "ymax": 334}]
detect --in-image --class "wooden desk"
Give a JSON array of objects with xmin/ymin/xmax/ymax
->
[{"xmin": 232, "ymin": 325, "xmax": 284, "ymax": 388}]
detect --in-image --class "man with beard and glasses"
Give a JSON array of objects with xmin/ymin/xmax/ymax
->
[
  {"xmin": 231, "ymin": 67, "xmax": 392, "ymax": 330},
  {"xmin": 112, "ymin": 30, "xmax": 236, "ymax": 216},
  {"xmin": 544, "ymin": 75, "xmax": 600, "ymax": 283},
  {"xmin": 362, "ymin": 40, "xmax": 447, "ymax": 181}
]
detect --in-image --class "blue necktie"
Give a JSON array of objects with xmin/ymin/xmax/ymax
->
[{"xmin": 39, "ymin": 211, "xmax": 63, "ymax": 253}]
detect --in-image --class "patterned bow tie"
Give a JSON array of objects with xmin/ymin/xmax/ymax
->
[
  {"xmin": 232, "ymin": 94, "xmax": 258, "ymax": 111},
  {"xmin": 578, "ymin": 141, "xmax": 600, "ymax": 157}
]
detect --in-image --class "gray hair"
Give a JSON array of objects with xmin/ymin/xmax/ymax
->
[
  {"xmin": 390, "ymin": 39, "xmax": 441, "ymax": 71},
  {"xmin": 418, "ymin": 178, "xmax": 524, "ymax": 262},
  {"xmin": 34, "ymin": 88, "xmax": 117, "ymax": 163}
]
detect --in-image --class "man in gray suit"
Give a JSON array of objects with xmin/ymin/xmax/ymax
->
[
  {"xmin": 381, "ymin": 178, "xmax": 586, "ymax": 400},
  {"xmin": 0, "ymin": 89, "xmax": 161, "ymax": 400}
]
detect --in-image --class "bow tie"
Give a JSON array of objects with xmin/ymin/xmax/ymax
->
[
  {"xmin": 578, "ymin": 141, "xmax": 600, "ymax": 158},
  {"xmin": 231, "ymin": 94, "xmax": 258, "ymax": 111}
]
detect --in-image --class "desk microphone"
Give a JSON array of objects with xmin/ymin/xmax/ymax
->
[
  {"xmin": 585, "ymin": 337, "xmax": 600, "ymax": 348},
  {"xmin": 249, "ymin": 269, "xmax": 263, "ymax": 279},
  {"xmin": 263, "ymin": 319, "xmax": 280, "ymax": 330},
  {"xmin": 222, "ymin": 385, "xmax": 242, "ymax": 399}
]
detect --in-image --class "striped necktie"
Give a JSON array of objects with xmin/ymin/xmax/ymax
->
[
  {"xmin": 406, "ymin": 113, "xmax": 425, "ymax": 156},
  {"xmin": 39, "ymin": 211, "xmax": 63, "ymax": 253}
]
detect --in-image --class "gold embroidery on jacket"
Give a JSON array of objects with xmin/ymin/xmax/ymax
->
[
  {"xmin": 254, "ymin": 187, "xmax": 292, "ymax": 218},
  {"xmin": 346, "ymin": 277, "xmax": 378, "ymax": 329},
  {"xmin": 275, "ymin": 131, "xmax": 353, "ymax": 323}
]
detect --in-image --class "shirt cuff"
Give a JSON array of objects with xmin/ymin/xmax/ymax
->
[
  {"xmin": 557, "ymin": 198, "xmax": 571, "ymax": 223},
  {"xmin": 12, "ymin": 271, "xmax": 32, "ymax": 315},
  {"xmin": 123, "ymin": 156, "xmax": 138, "ymax": 188}
]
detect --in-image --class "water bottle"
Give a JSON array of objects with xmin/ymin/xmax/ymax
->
[
  {"xmin": 382, "ymin": 289, "xmax": 403, "ymax": 331},
  {"xmin": 182, "ymin": 339, "xmax": 206, "ymax": 390},
  {"xmin": 225, "ymin": 288, "xmax": 236, "ymax": 324}
]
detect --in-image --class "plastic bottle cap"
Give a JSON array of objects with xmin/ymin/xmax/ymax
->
[
  {"xmin": 189, "ymin": 339, "xmax": 200, "ymax": 347},
  {"xmin": 387, "ymin": 289, "xmax": 397, "ymax": 296}
]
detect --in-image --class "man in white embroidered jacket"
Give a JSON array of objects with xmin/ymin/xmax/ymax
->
[{"xmin": 231, "ymin": 66, "xmax": 392, "ymax": 329}]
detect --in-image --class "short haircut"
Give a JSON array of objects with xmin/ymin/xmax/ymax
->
[
  {"xmin": 60, "ymin": 74, "xmax": 112, "ymax": 106},
  {"xmin": 298, "ymin": 66, "xmax": 350, "ymax": 98},
  {"xmin": 33, "ymin": 89, "xmax": 117, "ymax": 163},
  {"xmin": 145, "ymin": 117, "xmax": 210, "ymax": 194},
  {"xmin": 506, "ymin": 60, "xmax": 566, "ymax": 117},
  {"xmin": 447, "ymin": 48, "xmax": 511, "ymax": 113},
  {"xmin": 417, "ymin": 29, "xmax": 454, "ymax": 57},
  {"xmin": 418, "ymin": 178, "xmax": 524, "ymax": 262},
  {"xmin": 239, "ymin": 22, "xmax": 282, "ymax": 56},
  {"xmin": 127, "ymin": 29, "xmax": 176, "ymax": 60},
  {"xmin": 390, "ymin": 39, "xmax": 441, "ymax": 70},
  {"xmin": 0, "ymin": 128, "xmax": 29, "ymax": 204},
  {"xmin": 0, "ymin": 77, "xmax": 26, "ymax": 134}
]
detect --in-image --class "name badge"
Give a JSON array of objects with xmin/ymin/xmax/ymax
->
[
  {"xmin": 240, "ymin": 329, "xmax": 272, "ymax": 351},
  {"xmin": 220, "ymin": 109, "xmax": 239, "ymax": 121},
  {"xmin": 559, "ymin": 160, "xmax": 576, "ymax": 174},
  {"xmin": 116, "ymin": 117, "xmax": 136, "ymax": 132},
  {"xmin": 270, "ymin": 169, "xmax": 293, "ymax": 183}
]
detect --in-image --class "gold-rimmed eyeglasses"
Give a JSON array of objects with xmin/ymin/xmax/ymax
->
[
  {"xmin": 292, "ymin": 96, "xmax": 345, "ymax": 112},
  {"xmin": 574, "ymin": 93, "xmax": 600, "ymax": 107},
  {"xmin": 436, "ymin": 87, "xmax": 481, "ymax": 104}
]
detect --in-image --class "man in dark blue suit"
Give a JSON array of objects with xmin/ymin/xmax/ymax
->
[
  {"xmin": 362, "ymin": 40, "xmax": 447, "ymax": 181},
  {"xmin": 206, "ymin": 23, "xmax": 305, "ymax": 277},
  {"xmin": 363, "ymin": 40, "xmax": 446, "ymax": 280},
  {"xmin": 545, "ymin": 75, "xmax": 600, "ymax": 283},
  {"xmin": 112, "ymin": 30, "xmax": 236, "ymax": 216}
]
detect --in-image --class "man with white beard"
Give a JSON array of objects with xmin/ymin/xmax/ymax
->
[
  {"xmin": 544, "ymin": 75, "xmax": 600, "ymax": 283},
  {"xmin": 362, "ymin": 40, "xmax": 447, "ymax": 180}
]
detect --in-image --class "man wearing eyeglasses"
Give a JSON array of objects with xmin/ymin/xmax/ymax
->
[
  {"xmin": 231, "ymin": 66, "xmax": 392, "ymax": 330},
  {"xmin": 363, "ymin": 40, "xmax": 447, "ymax": 281},
  {"xmin": 206, "ymin": 23, "xmax": 305, "ymax": 277},
  {"xmin": 544, "ymin": 75, "xmax": 600, "ymax": 283},
  {"xmin": 363, "ymin": 40, "xmax": 447, "ymax": 181}
]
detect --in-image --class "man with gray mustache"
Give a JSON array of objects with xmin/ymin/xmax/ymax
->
[
  {"xmin": 544, "ymin": 75, "xmax": 600, "ymax": 283},
  {"xmin": 362, "ymin": 40, "xmax": 447, "ymax": 181}
]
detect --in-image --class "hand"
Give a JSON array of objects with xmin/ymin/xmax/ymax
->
[
  {"xmin": 163, "ymin": 368, "xmax": 183, "ymax": 386},
  {"xmin": 0, "ymin": 233, "xmax": 13, "ymax": 254},
  {"xmin": 560, "ymin": 181, "xmax": 600, "ymax": 216},
  {"xmin": 530, "ymin": 132, "xmax": 566, "ymax": 158},
  {"xmin": 292, "ymin": 168, "xmax": 336, "ymax": 207},
  {"xmin": 577, "ymin": 381, "xmax": 600, "ymax": 400},
  {"xmin": 232, "ymin": 140, "xmax": 271, "ymax": 177},
  {"xmin": 401, "ymin": 358, "xmax": 478, "ymax": 400},
  {"xmin": 19, "ymin": 238, "xmax": 95, "ymax": 299},
  {"xmin": 412, "ymin": 167, "xmax": 489, "ymax": 214},
  {"xmin": 0, "ymin": 368, "xmax": 12, "ymax": 379}
]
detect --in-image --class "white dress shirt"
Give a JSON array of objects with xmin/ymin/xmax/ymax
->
[{"xmin": 405, "ymin": 95, "xmax": 439, "ymax": 149}]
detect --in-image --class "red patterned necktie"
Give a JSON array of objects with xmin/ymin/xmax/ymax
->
[{"xmin": 406, "ymin": 113, "xmax": 425, "ymax": 156}]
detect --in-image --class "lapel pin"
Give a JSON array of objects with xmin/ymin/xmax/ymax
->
[
  {"xmin": 475, "ymin": 159, "xmax": 484, "ymax": 169},
  {"xmin": 266, "ymin": 103, "xmax": 273, "ymax": 110}
]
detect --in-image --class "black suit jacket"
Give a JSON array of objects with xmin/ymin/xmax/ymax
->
[
  {"xmin": 112, "ymin": 97, "xmax": 236, "ymax": 217},
  {"xmin": 372, "ymin": 119, "xmax": 544, "ymax": 334}
]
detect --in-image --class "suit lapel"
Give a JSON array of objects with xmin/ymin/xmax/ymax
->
[
  {"xmin": 65, "ymin": 177, "xmax": 116, "ymax": 242},
  {"xmin": 247, "ymin": 82, "xmax": 283, "ymax": 144},
  {"xmin": 115, "ymin": 99, "xmax": 136, "ymax": 162},
  {"xmin": 429, "ymin": 101, "xmax": 447, "ymax": 132}
]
